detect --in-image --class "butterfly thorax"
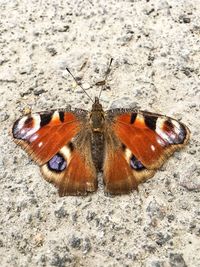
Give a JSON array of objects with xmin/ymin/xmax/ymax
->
[{"xmin": 90, "ymin": 97, "xmax": 105, "ymax": 132}]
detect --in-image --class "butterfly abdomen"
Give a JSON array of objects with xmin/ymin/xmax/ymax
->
[{"xmin": 91, "ymin": 132, "xmax": 105, "ymax": 171}]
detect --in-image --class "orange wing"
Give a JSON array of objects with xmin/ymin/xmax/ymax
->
[
  {"xmin": 12, "ymin": 110, "xmax": 84, "ymax": 165},
  {"xmin": 13, "ymin": 109, "xmax": 97, "ymax": 196},
  {"xmin": 103, "ymin": 110, "xmax": 190, "ymax": 194},
  {"xmin": 41, "ymin": 143, "xmax": 97, "ymax": 196},
  {"xmin": 112, "ymin": 111, "xmax": 190, "ymax": 169},
  {"xmin": 103, "ymin": 147, "xmax": 138, "ymax": 194}
]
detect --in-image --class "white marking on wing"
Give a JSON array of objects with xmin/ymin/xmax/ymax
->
[
  {"xmin": 60, "ymin": 145, "xmax": 72, "ymax": 162},
  {"xmin": 38, "ymin": 141, "xmax": 43, "ymax": 148},
  {"xmin": 125, "ymin": 148, "xmax": 132, "ymax": 161},
  {"xmin": 156, "ymin": 118, "xmax": 173, "ymax": 144},
  {"xmin": 29, "ymin": 133, "xmax": 39, "ymax": 142},
  {"xmin": 52, "ymin": 111, "xmax": 60, "ymax": 121},
  {"xmin": 17, "ymin": 116, "xmax": 28, "ymax": 130},
  {"xmin": 171, "ymin": 120, "xmax": 181, "ymax": 135}
]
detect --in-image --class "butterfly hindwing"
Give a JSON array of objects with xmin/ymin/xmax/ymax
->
[
  {"xmin": 103, "ymin": 144, "xmax": 138, "ymax": 194},
  {"xmin": 41, "ymin": 140, "xmax": 97, "ymax": 196},
  {"xmin": 103, "ymin": 125, "xmax": 155, "ymax": 194}
]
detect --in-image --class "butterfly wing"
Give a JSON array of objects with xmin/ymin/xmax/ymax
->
[
  {"xmin": 12, "ymin": 109, "xmax": 97, "ymax": 195},
  {"xmin": 40, "ymin": 137, "xmax": 97, "ymax": 196},
  {"xmin": 103, "ymin": 109, "xmax": 190, "ymax": 194},
  {"xmin": 103, "ymin": 136, "xmax": 140, "ymax": 194}
]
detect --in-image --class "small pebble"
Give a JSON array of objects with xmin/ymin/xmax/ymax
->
[{"xmin": 169, "ymin": 253, "xmax": 187, "ymax": 267}]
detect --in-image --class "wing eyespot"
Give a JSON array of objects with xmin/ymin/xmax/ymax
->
[
  {"xmin": 47, "ymin": 153, "xmax": 67, "ymax": 173},
  {"xmin": 130, "ymin": 154, "xmax": 146, "ymax": 171}
]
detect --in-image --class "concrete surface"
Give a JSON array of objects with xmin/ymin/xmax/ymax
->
[{"xmin": 0, "ymin": 0, "xmax": 200, "ymax": 266}]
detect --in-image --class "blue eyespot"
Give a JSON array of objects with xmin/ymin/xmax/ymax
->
[
  {"xmin": 130, "ymin": 155, "xmax": 145, "ymax": 170},
  {"xmin": 48, "ymin": 153, "xmax": 67, "ymax": 172}
]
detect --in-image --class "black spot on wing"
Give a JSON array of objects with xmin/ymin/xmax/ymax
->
[
  {"xmin": 122, "ymin": 143, "xmax": 126, "ymax": 151},
  {"xmin": 68, "ymin": 142, "xmax": 74, "ymax": 152},
  {"xmin": 145, "ymin": 115, "xmax": 157, "ymax": 131},
  {"xmin": 130, "ymin": 113, "xmax": 137, "ymax": 124},
  {"xmin": 40, "ymin": 113, "xmax": 53, "ymax": 127},
  {"xmin": 59, "ymin": 111, "xmax": 65, "ymax": 122}
]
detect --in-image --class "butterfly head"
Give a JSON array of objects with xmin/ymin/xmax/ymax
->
[{"xmin": 90, "ymin": 97, "xmax": 105, "ymax": 132}]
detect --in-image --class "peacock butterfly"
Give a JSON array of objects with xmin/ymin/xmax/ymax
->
[{"xmin": 12, "ymin": 60, "xmax": 190, "ymax": 196}]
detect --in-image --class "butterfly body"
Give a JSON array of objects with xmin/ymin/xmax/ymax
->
[{"xmin": 12, "ymin": 96, "xmax": 190, "ymax": 196}]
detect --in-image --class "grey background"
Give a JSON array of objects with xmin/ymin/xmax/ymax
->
[{"xmin": 0, "ymin": 0, "xmax": 200, "ymax": 266}]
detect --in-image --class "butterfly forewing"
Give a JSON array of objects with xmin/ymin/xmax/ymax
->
[{"xmin": 12, "ymin": 110, "xmax": 86, "ymax": 164}]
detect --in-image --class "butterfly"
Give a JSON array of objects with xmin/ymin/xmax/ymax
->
[{"xmin": 12, "ymin": 62, "xmax": 190, "ymax": 196}]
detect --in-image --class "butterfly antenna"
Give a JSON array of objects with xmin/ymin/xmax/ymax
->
[
  {"xmin": 98, "ymin": 58, "xmax": 113, "ymax": 100},
  {"xmin": 66, "ymin": 67, "xmax": 94, "ymax": 103}
]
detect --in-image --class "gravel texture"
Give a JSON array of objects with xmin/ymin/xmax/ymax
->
[{"xmin": 0, "ymin": 0, "xmax": 200, "ymax": 266}]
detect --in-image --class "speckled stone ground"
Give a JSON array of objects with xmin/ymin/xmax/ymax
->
[{"xmin": 0, "ymin": 0, "xmax": 200, "ymax": 266}]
